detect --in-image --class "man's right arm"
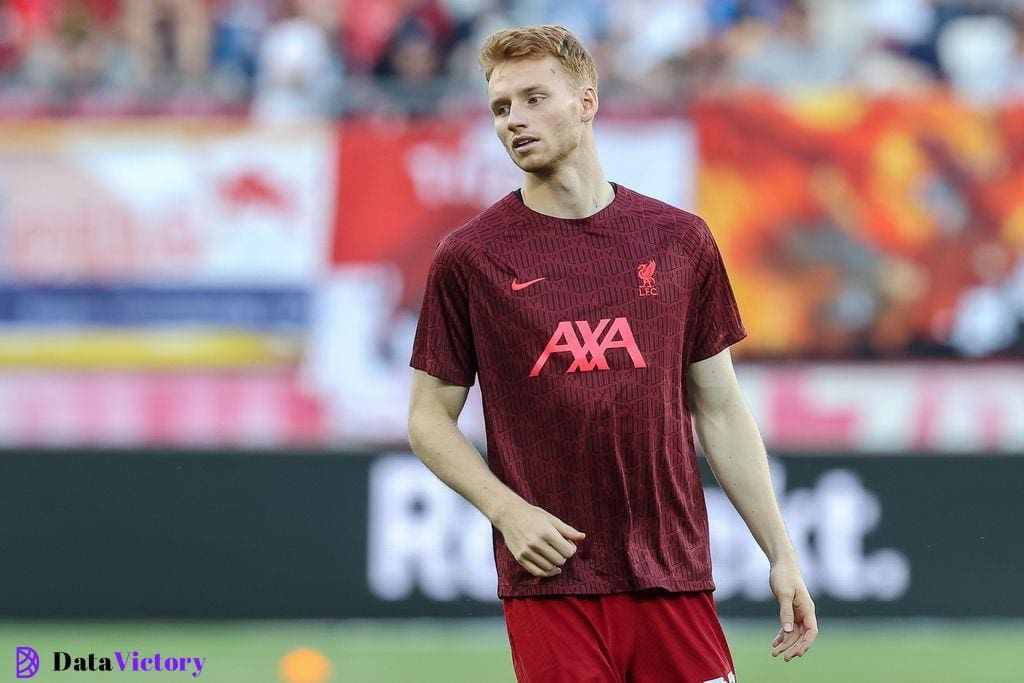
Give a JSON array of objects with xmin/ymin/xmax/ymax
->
[{"xmin": 407, "ymin": 368, "xmax": 584, "ymax": 577}]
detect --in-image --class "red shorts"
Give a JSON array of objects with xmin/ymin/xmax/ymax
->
[{"xmin": 502, "ymin": 590, "xmax": 735, "ymax": 683}]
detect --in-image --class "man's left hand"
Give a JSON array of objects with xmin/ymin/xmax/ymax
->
[{"xmin": 769, "ymin": 559, "xmax": 818, "ymax": 661}]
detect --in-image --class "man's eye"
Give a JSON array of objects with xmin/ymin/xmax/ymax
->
[
  {"xmin": 528, "ymin": 96, "xmax": 542, "ymax": 105},
  {"xmin": 496, "ymin": 106, "xmax": 509, "ymax": 116}
]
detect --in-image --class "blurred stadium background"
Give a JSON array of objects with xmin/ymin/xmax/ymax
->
[{"xmin": 1, "ymin": 0, "xmax": 1022, "ymax": 681}]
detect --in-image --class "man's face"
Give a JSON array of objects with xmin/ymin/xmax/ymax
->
[{"xmin": 487, "ymin": 56, "xmax": 584, "ymax": 174}]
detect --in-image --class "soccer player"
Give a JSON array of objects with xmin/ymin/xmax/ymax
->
[{"xmin": 407, "ymin": 25, "xmax": 817, "ymax": 682}]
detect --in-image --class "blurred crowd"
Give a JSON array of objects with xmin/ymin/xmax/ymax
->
[{"xmin": 0, "ymin": 0, "xmax": 1023, "ymax": 119}]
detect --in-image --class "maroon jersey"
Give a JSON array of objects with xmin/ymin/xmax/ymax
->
[{"xmin": 409, "ymin": 183, "xmax": 747, "ymax": 597}]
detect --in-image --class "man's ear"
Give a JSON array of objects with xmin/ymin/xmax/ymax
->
[{"xmin": 580, "ymin": 84, "xmax": 598, "ymax": 123}]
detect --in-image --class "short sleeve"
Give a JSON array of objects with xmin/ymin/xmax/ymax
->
[
  {"xmin": 409, "ymin": 235, "xmax": 478, "ymax": 386},
  {"xmin": 687, "ymin": 219, "xmax": 747, "ymax": 364}
]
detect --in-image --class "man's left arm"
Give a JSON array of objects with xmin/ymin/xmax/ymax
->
[{"xmin": 686, "ymin": 347, "xmax": 819, "ymax": 661}]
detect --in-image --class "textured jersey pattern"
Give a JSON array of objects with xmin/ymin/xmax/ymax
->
[{"xmin": 409, "ymin": 184, "xmax": 747, "ymax": 597}]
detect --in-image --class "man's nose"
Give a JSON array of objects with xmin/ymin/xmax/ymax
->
[{"xmin": 506, "ymin": 103, "xmax": 527, "ymax": 131}]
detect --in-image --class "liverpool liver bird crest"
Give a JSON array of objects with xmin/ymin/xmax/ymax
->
[{"xmin": 637, "ymin": 259, "xmax": 658, "ymax": 296}]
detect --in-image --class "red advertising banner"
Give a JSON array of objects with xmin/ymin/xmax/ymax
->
[{"xmin": 330, "ymin": 116, "xmax": 695, "ymax": 309}]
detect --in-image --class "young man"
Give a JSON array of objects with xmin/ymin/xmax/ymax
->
[{"xmin": 407, "ymin": 25, "xmax": 817, "ymax": 682}]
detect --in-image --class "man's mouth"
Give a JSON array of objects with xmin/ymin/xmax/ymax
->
[{"xmin": 512, "ymin": 136, "xmax": 538, "ymax": 151}]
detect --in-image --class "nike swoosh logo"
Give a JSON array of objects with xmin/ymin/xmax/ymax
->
[{"xmin": 511, "ymin": 277, "xmax": 546, "ymax": 291}]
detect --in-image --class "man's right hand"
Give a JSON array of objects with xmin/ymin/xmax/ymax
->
[{"xmin": 495, "ymin": 501, "xmax": 586, "ymax": 577}]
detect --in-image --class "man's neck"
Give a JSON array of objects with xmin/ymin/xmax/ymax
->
[{"xmin": 520, "ymin": 154, "xmax": 614, "ymax": 220}]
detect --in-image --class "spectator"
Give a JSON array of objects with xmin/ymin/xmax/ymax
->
[
  {"xmin": 373, "ymin": 1, "xmax": 454, "ymax": 116},
  {"xmin": 849, "ymin": 37, "xmax": 940, "ymax": 96},
  {"xmin": 18, "ymin": 0, "xmax": 125, "ymax": 97},
  {"xmin": 726, "ymin": 1, "xmax": 849, "ymax": 91},
  {"xmin": 937, "ymin": 12, "xmax": 1018, "ymax": 105},
  {"xmin": 210, "ymin": 0, "xmax": 277, "ymax": 101},
  {"xmin": 251, "ymin": 0, "xmax": 340, "ymax": 122},
  {"xmin": 541, "ymin": 0, "xmax": 611, "ymax": 46},
  {"xmin": 442, "ymin": 0, "xmax": 513, "ymax": 87},
  {"xmin": 1010, "ymin": 13, "xmax": 1024, "ymax": 98},
  {"xmin": 122, "ymin": 0, "xmax": 210, "ymax": 90},
  {"xmin": 609, "ymin": 0, "xmax": 707, "ymax": 81},
  {"xmin": 0, "ymin": 1, "xmax": 29, "ymax": 77}
]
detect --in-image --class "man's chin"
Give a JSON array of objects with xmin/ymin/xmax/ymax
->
[{"xmin": 510, "ymin": 154, "xmax": 553, "ymax": 174}]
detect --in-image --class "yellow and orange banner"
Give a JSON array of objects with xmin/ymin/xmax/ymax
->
[{"xmin": 696, "ymin": 94, "xmax": 1024, "ymax": 358}]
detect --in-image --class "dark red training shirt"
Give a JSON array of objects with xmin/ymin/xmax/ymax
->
[{"xmin": 409, "ymin": 183, "xmax": 747, "ymax": 598}]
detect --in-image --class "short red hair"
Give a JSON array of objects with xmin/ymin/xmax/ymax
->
[{"xmin": 478, "ymin": 25, "xmax": 598, "ymax": 91}]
